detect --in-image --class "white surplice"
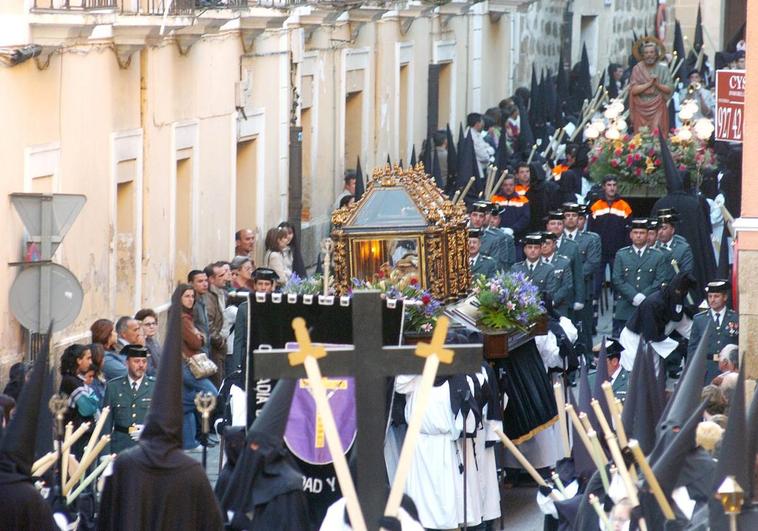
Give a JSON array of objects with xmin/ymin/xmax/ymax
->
[{"xmin": 394, "ymin": 375, "xmax": 461, "ymax": 530}]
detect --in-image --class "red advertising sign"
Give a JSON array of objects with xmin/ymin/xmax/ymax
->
[{"xmin": 714, "ymin": 69, "xmax": 745, "ymax": 142}]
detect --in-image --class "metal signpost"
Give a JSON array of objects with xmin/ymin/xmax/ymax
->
[{"xmin": 8, "ymin": 193, "xmax": 86, "ymax": 355}]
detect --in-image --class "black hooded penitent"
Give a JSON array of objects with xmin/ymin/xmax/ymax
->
[
  {"xmin": 219, "ymin": 379, "xmax": 310, "ymax": 531},
  {"xmin": 651, "ymin": 132, "xmax": 717, "ymax": 296},
  {"xmin": 0, "ymin": 333, "xmax": 56, "ymax": 531}
]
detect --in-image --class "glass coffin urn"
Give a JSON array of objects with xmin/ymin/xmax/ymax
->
[{"xmin": 330, "ymin": 164, "xmax": 469, "ymax": 301}]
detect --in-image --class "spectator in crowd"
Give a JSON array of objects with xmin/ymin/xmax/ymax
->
[
  {"xmin": 333, "ymin": 171, "xmax": 357, "ymax": 211},
  {"xmin": 59, "ymin": 344, "xmax": 99, "ymax": 458},
  {"xmin": 712, "ymin": 343, "xmax": 739, "ymax": 386},
  {"xmin": 217, "ymin": 260, "xmax": 232, "ymax": 291},
  {"xmin": 701, "ymin": 384, "xmax": 727, "ymax": 419},
  {"xmin": 87, "ymin": 343, "xmax": 106, "ymax": 403},
  {"xmin": 178, "ymin": 283, "xmax": 218, "ymax": 451},
  {"xmin": 606, "ymin": 63, "xmax": 625, "ymax": 99},
  {"xmin": 90, "ymin": 318, "xmax": 118, "ymax": 395},
  {"xmin": 135, "ymin": 308, "xmax": 162, "ymax": 375},
  {"xmin": 2, "ymin": 362, "xmax": 27, "ymax": 401},
  {"xmin": 482, "ymin": 114, "xmax": 498, "ymax": 151},
  {"xmin": 431, "ymin": 130, "xmax": 449, "ymax": 188},
  {"xmin": 203, "ymin": 262, "xmax": 228, "ymax": 388},
  {"xmin": 102, "ymin": 316, "xmax": 143, "ymax": 380},
  {"xmin": 234, "ymin": 228, "xmax": 256, "ymax": 260},
  {"xmin": 465, "ymin": 112, "xmax": 494, "ymax": 178},
  {"xmin": 116, "ymin": 316, "xmax": 145, "ymax": 351},
  {"xmin": 230, "ymin": 256, "xmax": 254, "ymax": 291},
  {"xmin": 505, "ymin": 105, "xmax": 520, "ymax": 144},
  {"xmin": 0, "ymin": 394, "xmax": 15, "ymax": 427},
  {"xmin": 278, "ymin": 221, "xmax": 307, "ymax": 278},
  {"xmin": 189, "ymin": 270, "xmax": 210, "ymax": 349},
  {"xmin": 338, "ymin": 195, "xmax": 354, "ymax": 209},
  {"xmin": 263, "ymin": 227, "xmax": 292, "ymax": 286}
]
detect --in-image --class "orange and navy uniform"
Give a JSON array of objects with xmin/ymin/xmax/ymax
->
[
  {"xmin": 491, "ymin": 193, "xmax": 531, "ymax": 238},
  {"xmin": 588, "ymin": 197, "xmax": 633, "ymax": 260},
  {"xmin": 515, "ymin": 184, "xmax": 529, "ymax": 197}
]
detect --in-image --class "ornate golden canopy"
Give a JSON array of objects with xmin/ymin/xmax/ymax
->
[{"xmin": 330, "ymin": 163, "xmax": 470, "ymax": 300}]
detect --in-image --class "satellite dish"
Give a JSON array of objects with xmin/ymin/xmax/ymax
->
[{"xmin": 9, "ymin": 264, "xmax": 83, "ymax": 333}]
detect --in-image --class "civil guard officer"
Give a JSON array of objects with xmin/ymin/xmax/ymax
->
[
  {"xmin": 688, "ymin": 280, "xmax": 739, "ymax": 382},
  {"xmin": 540, "ymin": 232, "xmax": 573, "ymax": 317},
  {"xmin": 564, "ymin": 203, "xmax": 601, "ymax": 355},
  {"xmin": 102, "ymin": 344, "xmax": 155, "ymax": 453},
  {"xmin": 487, "ymin": 203, "xmax": 517, "ymax": 268},
  {"xmin": 468, "ymin": 228, "xmax": 498, "ymax": 279},
  {"xmin": 653, "ymin": 210, "xmax": 693, "ymax": 283},
  {"xmin": 611, "ymin": 218, "xmax": 668, "ymax": 337},
  {"xmin": 469, "ymin": 200, "xmax": 511, "ymax": 271},
  {"xmin": 510, "ymin": 233, "xmax": 557, "ymax": 293}
]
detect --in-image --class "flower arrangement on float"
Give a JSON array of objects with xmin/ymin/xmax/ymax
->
[
  {"xmin": 584, "ymin": 98, "xmax": 716, "ymax": 194},
  {"xmin": 352, "ymin": 268, "xmax": 443, "ymax": 336},
  {"xmin": 471, "ymin": 271, "xmax": 545, "ymax": 332},
  {"xmin": 471, "ymin": 271, "xmax": 547, "ymax": 359},
  {"xmin": 282, "ymin": 273, "xmax": 333, "ymax": 295}
]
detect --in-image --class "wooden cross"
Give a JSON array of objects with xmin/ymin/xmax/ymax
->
[{"xmin": 253, "ymin": 290, "xmax": 482, "ymax": 530}]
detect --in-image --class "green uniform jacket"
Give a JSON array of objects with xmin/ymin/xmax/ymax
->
[
  {"xmin": 588, "ymin": 367, "xmax": 629, "ymax": 400},
  {"xmin": 481, "ymin": 228, "xmax": 515, "ymax": 271},
  {"xmin": 471, "ymin": 253, "xmax": 498, "ymax": 279},
  {"xmin": 543, "ymin": 254, "xmax": 573, "ymax": 315},
  {"xmin": 510, "ymin": 260, "xmax": 558, "ymax": 293},
  {"xmin": 555, "ymin": 237, "xmax": 585, "ymax": 305},
  {"xmin": 572, "ymin": 230, "xmax": 602, "ymax": 300},
  {"xmin": 688, "ymin": 309, "xmax": 739, "ymax": 381},
  {"xmin": 654, "ymin": 238, "xmax": 693, "ymax": 282},
  {"xmin": 612, "ymin": 246, "xmax": 668, "ymax": 322},
  {"xmin": 102, "ymin": 375, "xmax": 155, "ymax": 454}
]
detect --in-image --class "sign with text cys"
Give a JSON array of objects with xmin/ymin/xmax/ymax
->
[{"xmin": 715, "ymin": 69, "xmax": 745, "ymax": 143}]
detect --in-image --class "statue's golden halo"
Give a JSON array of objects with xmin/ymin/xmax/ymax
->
[{"xmin": 632, "ymin": 35, "xmax": 667, "ymax": 62}]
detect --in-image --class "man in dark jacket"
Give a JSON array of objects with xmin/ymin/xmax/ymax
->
[{"xmin": 588, "ymin": 175, "xmax": 632, "ymax": 308}]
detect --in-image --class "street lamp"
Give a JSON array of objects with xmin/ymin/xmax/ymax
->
[{"xmin": 716, "ymin": 476, "xmax": 744, "ymax": 531}]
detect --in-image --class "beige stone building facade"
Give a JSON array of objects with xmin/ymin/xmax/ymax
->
[{"xmin": 0, "ymin": 0, "xmax": 745, "ymax": 378}]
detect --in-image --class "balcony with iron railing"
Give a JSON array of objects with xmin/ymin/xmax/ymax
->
[{"xmin": 28, "ymin": 1, "xmax": 503, "ymax": 18}]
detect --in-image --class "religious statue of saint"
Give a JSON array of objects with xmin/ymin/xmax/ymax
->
[{"xmin": 629, "ymin": 39, "xmax": 673, "ymax": 134}]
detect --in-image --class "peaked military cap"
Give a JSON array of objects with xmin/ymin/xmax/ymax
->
[
  {"xmin": 657, "ymin": 211, "xmax": 679, "ymax": 225},
  {"xmin": 471, "ymin": 201, "xmax": 491, "ymax": 213},
  {"xmin": 705, "ymin": 280, "xmax": 730, "ymax": 294},
  {"xmin": 122, "ymin": 344, "xmax": 149, "ymax": 358},
  {"xmin": 523, "ymin": 233, "xmax": 544, "ymax": 246},
  {"xmin": 468, "ymin": 228, "xmax": 484, "ymax": 239},
  {"xmin": 630, "ymin": 218, "xmax": 649, "ymax": 230},
  {"xmin": 252, "ymin": 267, "xmax": 280, "ymax": 282}
]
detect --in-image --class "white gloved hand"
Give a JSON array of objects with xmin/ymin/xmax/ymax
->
[
  {"xmin": 129, "ymin": 424, "xmax": 144, "ymax": 441},
  {"xmin": 632, "ymin": 293, "xmax": 646, "ymax": 306},
  {"xmin": 573, "ymin": 302, "xmax": 585, "ymax": 311}
]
